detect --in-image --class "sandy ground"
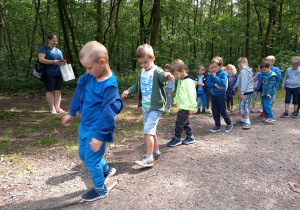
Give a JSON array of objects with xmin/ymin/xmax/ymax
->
[{"xmin": 0, "ymin": 96, "xmax": 299, "ymax": 209}]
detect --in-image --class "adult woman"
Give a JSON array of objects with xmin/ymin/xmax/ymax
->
[{"xmin": 38, "ymin": 34, "xmax": 66, "ymax": 114}]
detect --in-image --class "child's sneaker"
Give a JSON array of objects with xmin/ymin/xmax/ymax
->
[
  {"xmin": 270, "ymin": 117, "xmax": 276, "ymax": 122},
  {"xmin": 153, "ymin": 152, "xmax": 161, "ymax": 160},
  {"xmin": 282, "ymin": 112, "xmax": 289, "ymax": 118},
  {"xmin": 264, "ymin": 117, "xmax": 274, "ymax": 124},
  {"xmin": 205, "ymin": 108, "xmax": 210, "ymax": 112},
  {"xmin": 202, "ymin": 109, "xmax": 205, "ymax": 114},
  {"xmin": 210, "ymin": 127, "xmax": 220, "ymax": 133},
  {"xmin": 104, "ymin": 166, "xmax": 116, "ymax": 184},
  {"xmin": 250, "ymin": 108, "xmax": 255, "ymax": 112},
  {"xmin": 242, "ymin": 123, "xmax": 251, "ymax": 129},
  {"xmin": 231, "ymin": 106, "xmax": 235, "ymax": 112},
  {"xmin": 182, "ymin": 135, "xmax": 195, "ymax": 145},
  {"xmin": 292, "ymin": 112, "xmax": 298, "ymax": 118},
  {"xmin": 258, "ymin": 107, "xmax": 263, "ymax": 113},
  {"xmin": 261, "ymin": 117, "xmax": 267, "ymax": 122},
  {"xmin": 166, "ymin": 109, "xmax": 170, "ymax": 113},
  {"xmin": 225, "ymin": 124, "xmax": 233, "ymax": 133},
  {"xmin": 234, "ymin": 120, "xmax": 245, "ymax": 126},
  {"xmin": 135, "ymin": 156, "xmax": 154, "ymax": 167},
  {"xmin": 167, "ymin": 137, "xmax": 182, "ymax": 147},
  {"xmin": 260, "ymin": 111, "xmax": 264, "ymax": 117},
  {"xmin": 81, "ymin": 186, "xmax": 108, "ymax": 202},
  {"xmin": 196, "ymin": 109, "xmax": 201, "ymax": 114}
]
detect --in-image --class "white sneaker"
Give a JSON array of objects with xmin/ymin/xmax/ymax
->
[
  {"xmin": 57, "ymin": 108, "xmax": 65, "ymax": 114},
  {"xmin": 166, "ymin": 109, "xmax": 170, "ymax": 113},
  {"xmin": 51, "ymin": 109, "xmax": 57, "ymax": 115}
]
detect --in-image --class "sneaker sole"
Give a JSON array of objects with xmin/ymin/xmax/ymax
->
[
  {"xmin": 134, "ymin": 160, "xmax": 154, "ymax": 167},
  {"xmin": 104, "ymin": 168, "xmax": 116, "ymax": 184},
  {"xmin": 167, "ymin": 142, "xmax": 182, "ymax": 147},
  {"xmin": 242, "ymin": 126, "xmax": 251, "ymax": 129},
  {"xmin": 210, "ymin": 130, "xmax": 220, "ymax": 133},
  {"xmin": 182, "ymin": 141, "xmax": 195, "ymax": 145},
  {"xmin": 281, "ymin": 115, "xmax": 289, "ymax": 118},
  {"xmin": 81, "ymin": 194, "xmax": 108, "ymax": 202},
  {"xmin": 225, "ymin": 126, "xmax": 233, "ymax": 133}
]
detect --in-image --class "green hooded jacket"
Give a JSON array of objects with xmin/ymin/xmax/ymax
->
[{"xmin": 174, "ymin": 75, "xmax": 197, "ymax": 111}]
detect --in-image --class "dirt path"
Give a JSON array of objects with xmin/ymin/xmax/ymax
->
[{"xmin": 0, "ymin": 96, "xmax": 299, "ymax": 209}]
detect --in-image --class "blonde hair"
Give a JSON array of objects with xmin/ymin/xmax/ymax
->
[
  {"xmin": 237, "ymin": 57, "xmax": 248, "ymax": 65},
  {"xmin": 291, "ymin": 56, "xmax": 300, "ymax": 66},
  {"xmin": 136, "ymin": 44, "xmax": 154, "ymax": 59},
  {"xmin": 265, "ymin": 55, "xmax": 276, "ymax": 62},
  {"xmin": 212, "ymin": 56, "xmax": 223, "ymax": 66},
  {"xmin": 210, "ymin": 58, "xmax": 222, "ymax": 66},
  {"xmin": 227, "ymin": 64, "xmax": 237, "ymax": 74},
  {"xmin": 79, "ymin": 41, "xmax": 109, "ymax": 63},
  {"xmin": 171, "ymin": 59, "xmax": 186, "ymax": 73}
]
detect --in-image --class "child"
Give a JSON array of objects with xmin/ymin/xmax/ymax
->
[
  {"xmin": 256, "ymin": 61, "xmax": 278, "ymax": 123},
  {"xmin": 226, "ymin": 64, "xmax": 237, "ymax": 112},
  {"xmin": 164, "ymin": 63, "xmax": 175, "ymax": 113},
  {"xmin": 260, "ymin": 55, "xmax": 281, "ymax": 117},
  {"xmin": 62, "ymin": 41, "xmax": 123, "ymax": 201},
  {"xmin": 205, "ymin": 64, "xmax": 213, "ymax": 112},
  {"xmin": 281, "ymin": 56, "xmax": 300, "ymax": 118},
  {"xmin": 195, "ymin": 65, "xmax": 207, "ymax": 114},
  {"xmin": 167, "ymin": 59, "xmax": 197, "ymax": 146},
  {"xmin": 121, "ymin": 44, "xmax": 174, "ymax": 167},
  {"xmin": 251, "ymin": 66, "xmax": 262, "ymax": 112},
  {"xmin": 233, "ymin": 57, "xmax": 253, "ymax": 129},
  {"xmin": 205, "ymin": 57, "xmax": 233, "ymax": 132}
]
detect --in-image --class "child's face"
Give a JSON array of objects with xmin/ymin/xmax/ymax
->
[
  {"xmin": 197, "ymin": 68, "xmax": 204, "ymax": 76},
  {"xmin": 137, "ymin": 56, "xmax": 155, "ymax": 71},
  {"xmin": 227, "ymin": 67, "xmax": 233, "ymax": 75},
  {"xmin": 208, "ymin": 66, "xmax": 212, "ymax": 73},
  {"xmin": 174, "ymin": 69, "xmax": 185, "ymax": 79},
  {"xmin": 80, "ymin": 57, "xmax": 105, "ymax": 78},
  {"xmin": 262, "ymin": 67, "xmax": 271, "ymax": 74},
  {"xmin": 165, "ymin": 68, "xmax": 170, "ymax": 72},
  {"xmin": 256, "ymin": 67, "xmax": 261, "ymax": 72},
  {"xmin": 210, "ymin": 63, "xmax": 222, "ymax": 73},
  {"xmin": 292, "ymin": 64, "xmax": 299, "ymax": 70}
]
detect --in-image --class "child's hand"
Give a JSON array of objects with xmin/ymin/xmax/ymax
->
[
  {"xmin": 233, "ymin": 87, "xmax": 237, "ymax": 92},
  {"xmin": 212, "ymin": 72, "xmax": 216, "ymax": 77},
  {"xmin": 189, "ymin": 110, "xmax": 195, "ymax": 115},
  {"xmin": 165, "ymin": 72, "xmax": 174, "ymax": 82},
  {"xmin": 237, "ymin": 94, "xmax": 244, "ymax": 100},
  {"xmin": 121, "ymin": 90, "xmax": 129, "ymax": 98},
  {"xmin": 267, "ymin": 94, "xmax": 271, "ymax": 99},
  {"xmin": 171, "ymin": 91, "xmax": 174, "ymax": 95},
  {"xmin": 90, "ymin": 138, "xmax": 103, "ymax": 152},
  {"xmin": 62, "ymin": 114, "xmax": 74, "ymax": 126},
  {"xmin": 282, "ymin": 88, "xmax": 285, "ymax": 92}
]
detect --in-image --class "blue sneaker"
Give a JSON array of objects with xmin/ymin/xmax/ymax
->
[
  {"xmin": 104, "ymin": 166, "xmax": 116, "ymax": 184},
  {"xmin": 182, "ymin": 135, "xmax": 195, "ymax": 145},
  {"xmin": 210, "ymin": 127, "xmax": 220, "ymax": 133},
  {"xmin": 81, "ymin": 186, "xmax": 108, "ymax": 202},
  {"xmin": 225, "ymin": 124, "xmax": 233, "ymax": 132},
  {"xmin": 167, "ymin": 137, "xmax": 182, "ymax": 147}
]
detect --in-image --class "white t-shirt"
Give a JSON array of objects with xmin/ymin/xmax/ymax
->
[{"xmin": 140, "ymin": 65, "xmax": 157, "ymax": 109}]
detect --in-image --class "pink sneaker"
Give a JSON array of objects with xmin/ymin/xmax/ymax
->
[
  {"xmin": 250, "ymin": 108, "xmax": 255, "ymax": 112},
  {"xmin": 231, "ymin": 107, "xmax": 235, "ymax": 112},
  {"xmin": 258, "ymin": 107, "xmax": 263, "ymax": 113}
]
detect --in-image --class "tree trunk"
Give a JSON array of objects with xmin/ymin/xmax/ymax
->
[
  {"xmin": 149, "ymin": 0, "xmax": 161, "ymax": 47},
  {"xmin": 261, "ymin": 0, "xmax": 276, "ymax": 59},
  {"xmin": 139, "ymin": 0, "xmax": 146, "ymax": 44},
  {"xmin": 246, "ymin": 0, "xmax": 250, "ymax": 59},
  {"xmin": 97, "ymin": 0, "xmax": 103, "ymax": 42}
]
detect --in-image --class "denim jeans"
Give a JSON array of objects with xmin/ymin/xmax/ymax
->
[
  {"xmin": 165, "ymin": 88, "xmax": 173, "ymax": 110},
  {"xmin": 211, "ymin": 93, "xmax": 231, "ymax": 127},
  {"xmin": 197, "ymin": 93, "xmax": 206, "ymax": 110},
  {"xmin": 261, "ymin": 95, "xmax": 274, "ymax": 118}
]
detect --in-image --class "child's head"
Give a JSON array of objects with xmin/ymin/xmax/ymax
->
[
  {"xmin": 171, "ymin": 59, "xmax": 187, "ymax": 79},
  {"xmin": 210, "ymin": 58, "xmax": 223, "ymax": 73},
  {"xmin": 260, "ymin": 61, "xmax": 271, "ymax": 74},
  {"xmin": 79, "ymin": 41, "xmax": 109, "ymax": 78},
  {"xmin": 291, "ymin": 56, "xmax": 300, "ymax": 70},
  {"xmin": 237, "ymin": 57, "xmax": 249, "ymax": 70},
  {"xmin": 207, "ymin": 64, "xmax": 213, "ymax": 73},
  {"xmin": 226, "ymin": 64, "xmax": 237, "ymax": 75},
  {"xmin": 256, "ymin": 66, "xmax": 261, "ymax": 73},
  {"xmin": 265, "ymin": 55, "xmax": 276, "ymax": 66},
  {"xmin": 164, "ymin": 63, "xmax": 171, "ymax": 72},
  {"xmin": 136, "ymin": 44, "xmax": 155, "ymax": 70},
  {"xmin": 212, "ymin": 56, "xmax": 223, "ymax": 67},
  {"xmin": 197, "ymin": 65, "xmax": 205, "ymax": 76}
]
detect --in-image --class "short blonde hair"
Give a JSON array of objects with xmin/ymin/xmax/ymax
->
[
  {"xmin": 79, "ymin": 41, "xmax": 109, "ymax": 63},
  {"xmin": 210, "ymin": 58, "xmax": 222, "ymax": 66},
  {"xmin": 265, "ymin": 55, "xmax": 276, "ymax": 62},
  {"xmin": 227, "ymin": 64, "xmax": 237, "ymax": 74},
  {"xmin": 237, "ymin": 57, "xmax": 248, "ymax": 65},
  {"xmin": 171, "ymin": 59, "xmax": 186, "ymax": 73},
  {"xmin": 212, "ymin": 56, "xmax": 223, "ymax": 66},
  {"xmin": 136, "ymin": 44, "xmax": 154, "ymax": 59},
  {"xmin": 291, "ymin": 56, "xmax": 300, "ymax": 66}
]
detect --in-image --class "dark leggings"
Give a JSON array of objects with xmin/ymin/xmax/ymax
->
[{"xmin": 226, "ymin": 93, "xmax": 234, "ymax": 109}]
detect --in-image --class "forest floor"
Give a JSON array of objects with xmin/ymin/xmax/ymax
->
[{"xmin": 0, "ymin": 94, "xmax": 299, "ymax": 210}]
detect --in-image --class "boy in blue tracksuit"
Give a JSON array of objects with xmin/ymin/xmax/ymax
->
[
  {"xmin": 256, "ymin": 61, "xmax": 278, "ymax": 123},
  {"xmin": 195, "ymin": 65, "xmax": 207, "ymax": 114},
  {"xmin": 205, "ymin": 57, "xmax": 233, "ymax": 133},
  {"xmin": 62, "ymin": 41, "xmax": 123, "ymax": 202}
]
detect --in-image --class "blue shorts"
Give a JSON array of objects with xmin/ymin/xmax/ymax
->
[
  {"xmin": 142, "ymin": 107, "xmax": 162, "ymax": 135},
  {"xmin": 285, "ymin": 87, "xmax": 300, "ymax": 104},
  {"xmin": 45, "ymin": 75, "xmax": 63, "ymax": 92},
  {"xmin": 239, "ymin": 94, "xmax": 252, "ymax": 115}
]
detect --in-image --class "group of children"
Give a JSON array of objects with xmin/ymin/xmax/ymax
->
[{"xmin": 61, "ymin": 40, "xmax": 300, "ymax": 202}]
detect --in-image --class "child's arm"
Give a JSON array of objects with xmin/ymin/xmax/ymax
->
[
  {"xmin": 281, "ymin": 69, "xmax": 288, "ymax": 91},
  {"xmin": 122, "ymin": 83, "xmax": 138, "ymax": 98},
  {"xmin": 205, "ymin": 75, "xmax": 215, "ymax": 88},
  {"xmin": 213, "ymin": 71, "xmax": 227, "ymax": 87},
  {"xmin": 186, "ymin": 80, "xmax": 197, "ymax": 114}
]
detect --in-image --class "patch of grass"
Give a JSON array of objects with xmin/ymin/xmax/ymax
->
[
  {"xmin": 0, "ymin": 111, "xmax": 18, "ymax": 120},
  {"xmin": 34, "ymin": 134, "xmax": 58, "ymax": 146},
  {"xmin": 44, "ymin": 115, "xmax": 63, "ymax": 128}
]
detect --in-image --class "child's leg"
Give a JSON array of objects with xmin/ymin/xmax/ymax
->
[
  {"xmin": 226, "ymin": 94, "xmax": 230, "ymax": 109},
  {"xmin": 206, "ymin": 91, "xmax": 210, "ymax": 109},
  {"xmin": 145, "ymin": 134, "xmax": 155, "ymax": 155},
  {"xmin": 218, "ymin": 93, "xmax": 232, "ymax": 125},
  {"xmin": 175, "ymin": 110, "xmax": 191, "ymax": 138},
  {"xmin": 166, "ymin": 88, "xmax": 172, "ymax": 110},
  {"xmin": 292, "ymin": 87, "xmax": 300, "ymax": 111},
  {"xmin": 230, "ymin": 93, "xmax": 234, "ymax": 108},
  {"xmin": 211, "ymin": 94, "xmax": 221, "ymax": 127},
  {"xmin": 240, "ymin": 94, "xmax": 252, "ymax": 123},
  {"xmin": 197, "ymin": 94, "xmax": 201, "ymax": 109},
  {"xmin": 201, "ymin": 93, "xmax": 206, "ymax": 111},
  {"xmin": 252, "ymin": 91, "xmax": 258, "ymax": 108},
  {"xmin": 262, "ymin": 95, "xmax": 274, "ymax": 118}
]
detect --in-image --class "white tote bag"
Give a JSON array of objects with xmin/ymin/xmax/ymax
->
[{"xmin": 60, "ymin": 64, "xmax": 75, "ymax": 81}]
